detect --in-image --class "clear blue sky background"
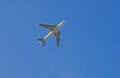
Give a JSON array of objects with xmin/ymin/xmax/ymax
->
[{"xmin": 0, "ymin": 0, "xmax": 120, "ymax": 78}]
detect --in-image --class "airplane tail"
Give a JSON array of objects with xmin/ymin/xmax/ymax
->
[{"xmin": 37, "ymin": 38, "xmax": 45, "ymax": 46}]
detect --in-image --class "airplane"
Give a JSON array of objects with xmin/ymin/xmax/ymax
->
[{"xmin": 37, "ymin": 20, "xmax": 66, "ymax": 46}]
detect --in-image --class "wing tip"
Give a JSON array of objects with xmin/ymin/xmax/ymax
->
[{"xmin": 37, "ymin": 24, "xmax": 39, "ymax": 26}]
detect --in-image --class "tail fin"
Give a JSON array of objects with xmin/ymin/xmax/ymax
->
[{"xmin": 37, "ymin": 38, "xmax": 45, "ymax": 46}]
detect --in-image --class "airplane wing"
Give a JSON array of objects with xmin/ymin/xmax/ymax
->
[
  {"xmin": 38, "ymin": 24, "xmax": 56, "ymax": 30},
  {"xmin": 54, "ymin": 31, "xmax": 60, "ymax": 46}
]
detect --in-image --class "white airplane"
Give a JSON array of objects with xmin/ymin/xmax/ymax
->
[{"xmin": 37, "ymin": 20, "xmax": 66, "ymax": 46}]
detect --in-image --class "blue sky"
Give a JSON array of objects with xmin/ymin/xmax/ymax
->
[{"xmin": 0, "ymin": 0, "xmax": 120, "ymax": 78}]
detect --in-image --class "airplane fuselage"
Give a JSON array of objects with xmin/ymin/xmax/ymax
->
[{"xmin": 43, "ymin": 20, "xmax": 65, "ymax": 40}]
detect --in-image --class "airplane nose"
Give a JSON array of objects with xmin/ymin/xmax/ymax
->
[{"xmin": 63, "ymin": 20, "xmax": 66, "ymax": 23}]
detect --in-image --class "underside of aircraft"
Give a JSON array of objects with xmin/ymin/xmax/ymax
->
[{"xmin": 37, "ymin": 20, "xmax": 65, "ymax": 46}]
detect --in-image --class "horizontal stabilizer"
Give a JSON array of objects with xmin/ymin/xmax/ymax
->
[{"xmin": 37, "ymin": 38, "xmax": 45, "ymax": 46}]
